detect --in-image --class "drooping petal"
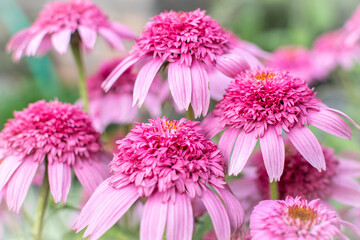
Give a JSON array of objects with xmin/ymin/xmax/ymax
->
[
  {"xmin": 98, "ymin": 27, "xmax": 125, "ymax": 51},
  {"xmin": 102, "ymin": 55, "xmax": 141, "ymax": 92},
  {"xmin": 83, "ymin": 184, "xmax": 139, "ymax": 240},
  {"xmin": 287, "ymin": 125, "xmax": 326, "ymax": 171},
  {"xmin": 325, "ymin": 107, "xmax": 360, "ymax": 131},
  {"xmin": 51, "ymin": 29, "xmax": 72, "ymax": 54},
  {"xmin": 259, "ymin": 127, "xmax": 285, "ymax": 182},
  {"xmin": 78, "ymin": 26, "xmax": 97, "ymax": 50},
  {"xmin": 73, "ymin": 159, "xmax": 109, "ymax": 194},
  {"xmin": 218, "ymin": 127, "xmax": 240, "ymax": 164},
  {"xmin": 215, "ymin": 54, "xmax": 250, "ymax": 78},
  {"xmin": 25, "ymin": 30, "xmax": 48, "ymax": 56},
  {"xmin": 215, "ymin": 186, "xmax": 244, "ymax": 235},
  {"xmin": 0, "ymin": 155, "xmax": 23, "ymax": 190},
  {"xmin": 331, "ymin": 176, "xmax": 360, "ymax": 207},
  {"xmin": 190, "ymin": 60, "xmax": 210, "ymax": 117},
  {"xmin": 201, "ymin": 114, "xmax": 224, "ymax": 139},
  {"xmin": 110, "ymin": 22, "xmax": 137, "ymax": 39},
  {"xmin": 337, "ymin": 158, "xmax": 360, "ymax": 177},
  {"xmin": 200, "ymin": 187, "xmax": 230, "ymax": 240},
  {"xmin": 229, "ymin": 130, "xmax": 258, "ymax": 176},
  {"xmin": 166, "ymin": 193, "xmax": 193, "ymax": 240},
  {"xmin": 140, "ymin": 192, "xmax": 168, "ymax": 240},
  {"xmin": 48, "ymin": 161, "xmax": 72, "ymax": 203},
  {"xmin": 168, "ymin": 62, "xmax": 192, "ymax": 111},
  {"xmin": 208, "ymin": 70, "xmax": 232, "ymax": 101},
  {"xmin": 133, "ymin": 58, "xmax": 165, "ymax": 107},
  {"xmin": 309, "ymin": 108, "xmax": 352, "ymax": 139},
  {"xmin": 6, "ymin": 159, "xmax": 39, "ymax": 213}
]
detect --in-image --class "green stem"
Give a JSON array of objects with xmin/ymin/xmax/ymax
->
[
  {"xmin": 186, "ymin": 105, "xmax": 195, "ymax": 121},
  {"xmin": 71, "ymin": 41, "xmax": 89, "ymax": 112},
  {"xmin": 269, "ymin": 180, "xmax": 278, "ymax": 200},
  {"xmin": 33, "ymin": 163, "xmax": 50, "ymax": 240}
]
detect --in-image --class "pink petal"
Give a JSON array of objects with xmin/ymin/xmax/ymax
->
[
  {"xmin": 144, "ymin": 93, "xmax": 162, "ymax": 117},
  {"xmin": 218, "ymin": 127, "xmax": 241, "ymax": 164},
  {"xmin": 0, "ymin": 155, "xmax": 23, "ymax": 190},
  {"xmin": 83, "ymin": 184, "xmax": 139, "ymax": 240},
  {"xmin": 200, "ymin": 187, "xmax": 230, "ymax": 240},
  {"xmin": 200, "ymin": 114, "xmax": 223, "ymax": 139},
  {"xmin": 190, "ymin": 60, "xmax": 210, "ymax": 117},
  {"xmin": 110, "ymin": 22, "xmax": 137, "ymax": 39},
  {"xmin": 36, "ymin": 36, "xmax": 53, "ymax": 56},
  {"xmin": 215, "ymin": 54, "xmax": 250, "ymax": 78},
  {"xmin": 99, "ymin": 27, "xmax": 125, "ymax": 51},
  {"xmin": 48, "ymin": 162, "xmax": 72, "ymax": 203},
  {"xmin": 25, "ymin": 30, "xmax": 48, "ymax": 56},
  {"xmin": 102, "ymin": 55, "xmax": 140, "ymax": 92},
  {"xmin": 6, "ymin": 29, "xmax": 30, "ymax": 52},
  {"xmin": 73, "ymin": 159, "xmax": 109, "ymax": 194},
  {"xmin": 6, "ymin": 159, "xmax": 39, "ymax": 213},
  {"xmin": 339, "ymin": 220, "xmax": 360, "ymax": 238},
  {"xmin": 208, "ymin": 70, "xmax": 232, "ymax": 101},
  {"xmin": 309, "ymin": 108, "xmax": 352, "ymax": 139},
  {"xmin": 325, "ymin": 107, "xmax": 360, "ymax": 131},
  {"xmin": 140, "ymin": 192, "xmax": 168, "ymax": 240},
  {"xmin": 78, "ymin": 26, "xmax": 97, "ymax": 50},
  {"xmin": 168, "ymin": 62, "xmax": 192, "ymax": 111},
  {"xmin": 215, "ymin": 186, "xmax": 244, "ymax": 235},
  {"xmin": 133, "ymin": 58, "xmax": 165, "ymax": 107},
  {"xmin": 337, "ymin": 158, "xmax": 360, "ymax": 177},
  {"xmin": 51, "ymin": 29, "xmax": 71, "ymax": 54},
  {"xmin": 166, "ymin": 193, "xmax": 193, "ymax": 240},
  {"xmin": 331, "ymin": 176, "xmax": 360, "ymax": 207},
  {"xmin": 287, "ymin": 126, "xmax": 326, "ymax": 171},
  {"xmin": 259, "ymin": 127, "xmax": 285, "ymax": 181},
  {"xmin": 229, "ymin": 130, "xmax": 258, "ymax": 176}
]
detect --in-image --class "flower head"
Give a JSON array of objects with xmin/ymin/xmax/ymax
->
[
  {"xmin": 7, "ymin": 0, "xmax": 136, "ymax": 61},
  {"xmin": 0, "ymin": 100, "xmax": 109, "ymax": 212},
  {"xmin": 102, "ymin": 9, "xmax": 263, "ymax": 118},
  {"xmin": 74, "ymin": 117, "xmax": 244, "ymax": 240},
  {"xmin": 87, "ymin": 58, "xmax": 168, "ymax": 132},
  {"xmin": 250, "ymin": 196, "xmax": 360, "ymax": 240},
  {"xmin": 203, "ymin": 68, "xmax": 359, "ymax": 180}
]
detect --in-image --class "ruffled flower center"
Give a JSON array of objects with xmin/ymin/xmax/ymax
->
[
  {"xmin": 109, "ymin": 118, "xmax": 226, "ymax": 201},
  {"xmin": 288, "ymin": 206, "xmax": 317, "ymax": 222},
  {"xmin": 134, "ymin": 9, "xmax": 230, "ymax": 66},
  {"xmin": 214, "ymin": 68, "xmax": 320, "ymax": 135}
]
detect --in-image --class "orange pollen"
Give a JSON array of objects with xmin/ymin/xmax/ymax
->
[
  {"xmin": 162, "ymin": 120, "xmax": 180, "ymax": 132},
  {"xmin": 288, "ymin": 206, "xmax": 317, "ymax": 222},
  {"xmin": 255, "ymin": 73, "xmax": 275, "ymax": 81}
]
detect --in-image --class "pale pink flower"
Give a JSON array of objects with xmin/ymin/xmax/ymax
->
[
  {"xmin": 0, "ymin": 100, "xmax": 110, "ymax": 213},
  {"xmin": 6, "ymin": 0, "xmax": 136, "ymax": 61},
  {"xmin": 267, "ymin": 46, "xmax": 326, "ymax": 83},
  {"xmin": 229, "ymin": 142, "xmax": 360, "ymax": 220},
  {"xmin": 87, "ymin": 58, "xmax": 168, "ymax": 132},
  {"xmin": 203, "ymin": 68, "xmax": 359, "ymax": 180},
  {"xmin": 73, "ymin": 117, "xmax": 244, "ymax": 240},
  {"xmin": 312, "ymin": 30, "xmax": 360, "ymax": 71},
  {"xmin": 102, "ymin": 9, "xmax": 260, "ymax": 118},
  {"xmin": 250, "ymin": 196, "xmax": 360, "ymax": 240},
  {"xmin": 343, "ymin": 5, "xmax": 360, "ymax": 46}
]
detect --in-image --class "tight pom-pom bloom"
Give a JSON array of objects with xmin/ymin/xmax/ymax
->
[
  {"xmin": 87, "ymin": 58, "xmax": 168, "ymax": 132},
  {"xmin": 250, "ymin": 196, "xmax": 360, "ymax": 240},
  {"xmin": 203, "ymin": 68, "xmax": 359, "ymax": 181},
  {"xmin": 0, "ymin": 100, "xmax": 110, "ymax": 213},
  {"xmin": 73, "ymin": 117, "xmax": 244, "ymax": 240},
  {"xmin": 102, "ymin": 9, "xmax": 264, "ymax": 118},
  {"xmin": 6, "ymin": 0, "xmax": 136, "ymax": 61}
]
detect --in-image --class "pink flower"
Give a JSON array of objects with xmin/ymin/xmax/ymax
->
[
  {"xmin": 203, "ymin": 68, "xmax": 359, "ymax": 180},
  {"xmin": 102, "ymin": 9, "xmax": 259, "ymax": 118},
  {"xmin": 229, "ymin": 142, "xmax": 360, "ymax": 220},
  {"xmin": 73, "ymin": 117, "xmax": 244, "ymax": 240},
  {"xmin": 6, "ymin": 0, "xmax": 136, "ymax": 61},
  {"xmin": 312, "ymin": 30, "xmax": 360, "ymax": 71},
  {"xmin": 0, "ymin": 100, "xmax": 110, "ymax": 213},
  {"xmin": 343, "ymin": 5, "xmax": 360, "ymax": 46},
  {"xmin": 267, "ymin": 46, "xmax": 325, "ymax": 83},
  {"xmin": 250, "ymin": 196, "xmax": 360, "ymax": 240},
  {"xmin": 87, "ymin": 58, "xmax": 168, "ymax": 132}
]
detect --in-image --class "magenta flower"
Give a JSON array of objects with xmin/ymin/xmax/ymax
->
[
  {"xmin": 0, "ymin": 100, "xmax": 110, "ymax": 213},
  {"xmin": 73, "ymin": 117, "xmax": 244, "ymax": 240},
  {"xmin": 229, "ymin": 142, "xmax": 360, "ymax": 220},
  {"xmin": 87, "ymin": 58, "xmax": 168, "ymax": 132},
  {"xmin": 250, "ymin": 196, "xmax": 360, "ymax": 240},
  {"xmin": 102, "ymin": 9, "xmax": 258, "ymax": 117},
  {"xmin": 267, "ymin": 46, "xmax": 326, "ymax": 83},
  {"xmin": 203, "ymin": 68, "xmax": 359, "ymax": 180},
  {"xmin": 312, "ymin": 30, "xmax": 360, "ymax": 71},
  {"xmin": 6, "ymin": 0, "xmax": 136, "ymax": 61}
]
